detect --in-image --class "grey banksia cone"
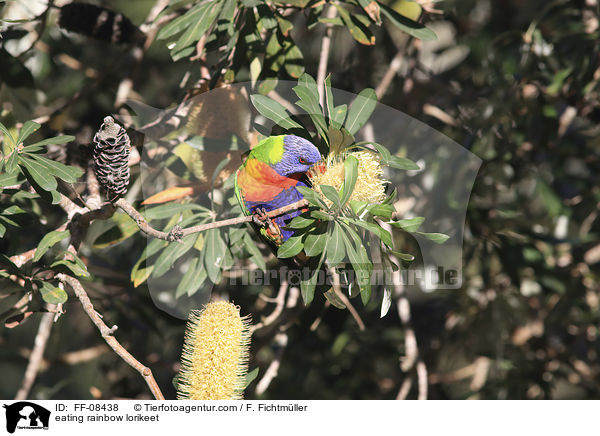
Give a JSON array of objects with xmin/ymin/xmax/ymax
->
[{"xmin": 93, "ymin": 116, "xmax": 131, "ymax": 198}]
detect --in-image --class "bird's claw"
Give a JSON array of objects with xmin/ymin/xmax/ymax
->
[
  {"xmin": 252, "ymin": 207, "xmax": 271, "ymax": 227},
  {"xmin": 252, "ymin": 207, "xmax": 282, "ymax": 242}
]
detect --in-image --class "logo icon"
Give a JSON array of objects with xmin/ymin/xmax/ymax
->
[{"xmin": 3, "ymin": 402, "xmax": 50, "ymax": 434}]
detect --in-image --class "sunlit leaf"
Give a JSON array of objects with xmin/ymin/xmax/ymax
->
[
  {"xmin": 34, "ymin": 230, "xmax": 70, "ymax": 262},
  {"xmin": 345, "ymin": 88, "xmax": 377, "ymax": 135}
]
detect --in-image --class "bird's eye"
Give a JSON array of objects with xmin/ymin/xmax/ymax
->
[{"xmin": 298, "ymin": 157, "xmax": 308, "ymax": 165}]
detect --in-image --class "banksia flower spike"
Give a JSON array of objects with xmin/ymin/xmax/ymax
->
[
  {"xmin": 308, "ymin": 151, "xmax": 388, "ymax": 208},
  {"xmin": 93, "ymin": 116, "xmax": 131, "ymax": 198},
  {"xmin": 177, "ymin": 301, "xmax": 251, "ymax": 400}
]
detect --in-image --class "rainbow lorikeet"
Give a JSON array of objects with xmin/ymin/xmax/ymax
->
[{"xmin": 234, "ymin": 135, "xmax": 322, "ymax": 246}]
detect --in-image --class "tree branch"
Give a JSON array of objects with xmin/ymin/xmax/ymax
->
[
  {"xmin": 392, "ymin": 268, "xmax": 428, "ymax": 400},
  {"xmin": 58, "ymin": 274, "xmax": 165, "ymax": 400},
  {"xmin": 251, "ymin": 279, "xmax": 288, "ymax": 334},
  {"xmin": 317, "ymin": 5, "xmax": 338, "ymax": 107},
  {"xmin": 114, "ymin": 197, "xmax": 308, "ymax": 241},
  {"xmin": 329, "ymin": 267, "xmax": 366, "ymax": 331},
  {"xmin": 255, "ymin": 332, "xmax": 288, "ymax": 396},
  {"xmin": 14, "ymin": 310, "xmax": 55, "ymax": 400}
]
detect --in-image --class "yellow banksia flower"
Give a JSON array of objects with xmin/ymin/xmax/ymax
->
[
  {"xmin": 177, "ymin": 301, "xmax": 251, "ymax": 400},
  {"xmin": 308, "ymin": 151, "xmax": 388, "ymax": 207}
]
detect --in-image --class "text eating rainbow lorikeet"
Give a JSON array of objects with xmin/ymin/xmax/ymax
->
[{"xmin": 234, "ymin": 135, "xmax": 322, "ymax": 247}]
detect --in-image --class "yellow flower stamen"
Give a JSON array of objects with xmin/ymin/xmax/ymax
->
[
  {"xmin": 308, "ymin": 151, "xmax": 388, "ymax": 207},
  {"xmin": 177, "ymin": 301, "xmax": 251, "ymax": 400}
]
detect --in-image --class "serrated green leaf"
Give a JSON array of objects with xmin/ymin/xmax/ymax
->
[{"xmin": 34, "ymin": 230, "xmax": 70, "ymax": 262}]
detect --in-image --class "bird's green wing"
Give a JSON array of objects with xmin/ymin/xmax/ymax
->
[{"xmin": 233, "ymin": 167, "xmax": 250, "ymax": 217}]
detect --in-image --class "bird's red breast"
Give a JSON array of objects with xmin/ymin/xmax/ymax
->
[{"xmin": 237, "ymin": 158, "xmax": 301, "ymax": 202}]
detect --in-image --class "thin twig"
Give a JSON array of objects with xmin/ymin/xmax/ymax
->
[
  {"xmin": 396, "ymin": 376, "xmax": 412, "ymax": 400},
  {"xmin": 115, "ymin": 197, "xmax": 308, "ymax": 241},
  {"xmin": 86, "ymin": 167, "xmax": 102, "ymax": 210},
  {"xmin": 317, "ymin": 5, "xmax": 338, "ymax": 107},
  {"xmin": 251, "ymin": 280, "xmax": 288, "ymax": 334},
  {"xmin": 329, "ymin": 267, "xmax": 366, "ymax": 331},
  {"xmin": 375, "ymin": 49, "xmax": 405, "ymax": 100},
  {"xmin": 58, "ymin": 274, "xmax": 165, "ymax": 400},
  {"xmin": 255, "ymin": 332, "xmax": 288, "ymax": 396},
  {"xmin": 309, "ymin": 300, "xmax": 330, "ymax": 331},
  {"xmin": 14, "ymin": 310, "xmax": 55, "ymax": 400},
  {"xmin": 416, "ymin": 359, "xmax": 428, "ymax": 400},
  {"xmin": 392, "ymin": 267, "xmax": 428, "ymax": 400}
]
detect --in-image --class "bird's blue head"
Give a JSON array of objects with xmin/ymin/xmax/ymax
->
[{"xmin": 272, "ymin": 135, "xmax": 322, "ymax": 177}]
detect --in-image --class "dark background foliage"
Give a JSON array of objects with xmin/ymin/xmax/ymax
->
[{"xmin": 1, "ymin": 0, "xmax": 599, "ymax": 400}]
